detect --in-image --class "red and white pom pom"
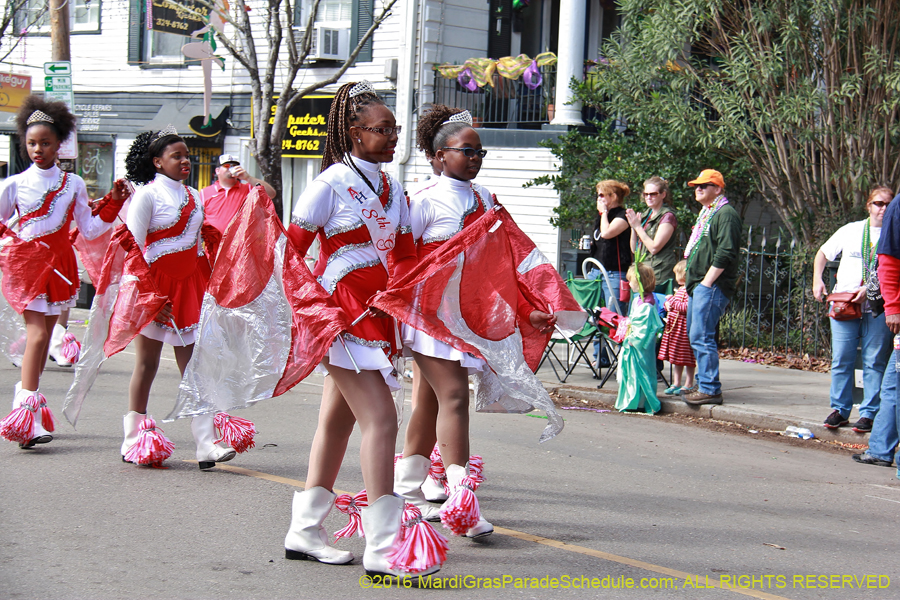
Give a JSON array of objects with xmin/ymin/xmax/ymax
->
[
  {"xmin": 467, "ymin": 455, "xmax": 484, "ymax": 485},
  {"xmin": 213, "ymin": 412, "xmax": 256, "ymax": 453},
  {"xmin": 333, "ymin": 489, "xmax": 368, "ymax": 540},
  {"xmin": 387, "ymin": 503, "xmax": 448, "ymax": 573},
  {"xmin": 35, "ymin": 393, "xmax": 55, "ymax": 433},
  {"xmin": 9, "ymin": 333, "xmax": 27, "ymax": 357},
  {"xmin": 0, "ymin": 394, "xmax": 39, "ymax": 443},
  {"xmin": 429, "ymin": 444, "xmax": 448, "ymax": 493},
  {"xmin": 439, "ymin": 475, "xmax": 481, "ymax": 536},
  {"xmin": 123, "ymin": 417, "xmax": 174, "ymax": 465},
  {"xmin": 60, "ymin": 333, "xmax": 81, "ymax": 364}
]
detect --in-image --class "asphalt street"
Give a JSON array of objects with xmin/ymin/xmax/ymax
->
[{"xmin": 2, "ymin": 327, "xmax": 898, "ymax": 600}]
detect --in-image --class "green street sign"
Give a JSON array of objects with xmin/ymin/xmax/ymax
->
[{"xmin": 43, "ymin": 61, "xmax": 71, "ymax": 76}]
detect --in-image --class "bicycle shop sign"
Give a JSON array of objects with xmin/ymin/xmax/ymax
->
[{"xmin": 75, "ymin": 104, "xmax": 114, "ymax": 132}]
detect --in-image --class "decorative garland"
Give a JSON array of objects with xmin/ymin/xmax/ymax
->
[
  {"xmin": 435, "ymin": 52, "xmax": 558, "ymax": 91},
  {"xmin": 684, "ymin": 195, "xmax": 729, "ymax": 261}
]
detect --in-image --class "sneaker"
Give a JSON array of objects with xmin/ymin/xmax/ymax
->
[
  {"xmin": 682, "ymin": 391, "xmax": 723, "ymax": 405},
  {"xmin": 823, "ymin": 410, "xmax": 849, "ymax": 429},
  {"xmin": 852, "ymin": 453, "xmax": 893, "ymax": 467},
  {"xmin": 680, "ymin": 385, "xmax": 698, "ymax": 395},
  {"xmin": 851, "ymin": 417, "xmax": 874, "ymax": 433}
]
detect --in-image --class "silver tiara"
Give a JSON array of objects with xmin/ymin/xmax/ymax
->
[
  {"xmin": 349, "ymin": 80, "xmax": 378, "ymax": 99},
  {"xmin": 26, "ymin": 110, "xmax": 55, "ymax": 125},
  {"xmin": 441, "ymin": 110, "xmax": 472, "ymax": 126},
  {"xmin": 153, "ymin": 124, "xmax": 178, "ymax": 141}
]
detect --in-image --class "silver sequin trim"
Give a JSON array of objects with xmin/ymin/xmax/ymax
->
[
  {"xmin": 146, "ymin": 203, "xmax": 201, "ymax": 258},
  {"xmin": 422, "ymin": 232, "xmax": 456, "ymax": 245},
  {"xmin": 20, "ymin": 174, "xmax": 73, "ymax": 236},
  {"xmin": 327, "ymin": 242, "xmax": 372, "ymax": 266},
  {"xmin": 400, "ymin": 226, "xmax": 412, "ymax": 235},
  {"xmin": 147, "ymin": 187, "xmax": 191, "ymax": 234},
  {"xmin": 157, "ymin": 321, "xmax": 199, "ymax": 335},
  {"xmin": 147, "ymin": 242, "xmax": 200, "ymax": 265},
  {"xmin": 342, "ymin": 332, "xmax": 390, "ymax": 350},
  {"xmin": 421, "ymin": 185, "xmax": 483, "ymax": 245},
  {"xmin": 323, "ymin": 258, "xmax": 381, "ymax": 294},
  {"xmin": 290, "ymin": 215, "xmax": 318, "ymax": 232},
  {"xmin": 325, "ymin": 220, "xmax": 365, "ymax": 239}
]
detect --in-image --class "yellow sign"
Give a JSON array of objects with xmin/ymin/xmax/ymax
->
[
  {"xmin": 251, "ymin": 95, "xmax": 333, "ymax": 159},
  {"xmin": 0, "ymin": 73, "xmax": 32, "ymax": 114}
]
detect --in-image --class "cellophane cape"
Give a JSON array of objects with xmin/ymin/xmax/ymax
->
[
  {"xmin": 63, "ymin": 226, "xmax": 169, "ymax": 426},
  {"xmin": 615, "ymin": 301, "xmax": 663, "ymax": 414},
  {"xmin": 371, "ymin": 205, "xmax": 586, "ymax": 442},
  {"xmin": 167, "ymin": 187, "xmax": 349, "ymax": 420},
  {"xmin": 0, "ymin": 223, "xmax": 57, "ymax": 365}
]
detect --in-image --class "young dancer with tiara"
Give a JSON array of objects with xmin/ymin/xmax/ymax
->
[
  {"xmin": 0, "ymin": 96, "xmax": 127, "ymax": 449},
  {"xmin": 284, "ymin": 81, "xmax": 443, "ymax": 580},
  {"xmin": 119, "ymin": 126, "xmax": 239, "ymax": 468},
  {"xmin": 393, "ymin": 104, "xmax": 557, "ymax": 537}
]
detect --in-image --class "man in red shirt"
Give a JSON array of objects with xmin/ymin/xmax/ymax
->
[{"xmin": 201, "ymin": 154, "xmax": 276, "ymax": 233}]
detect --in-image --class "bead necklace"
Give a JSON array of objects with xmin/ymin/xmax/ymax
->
[{"xmin": 684, "ymin": 195, "xmax": 728, "ymax": 260}]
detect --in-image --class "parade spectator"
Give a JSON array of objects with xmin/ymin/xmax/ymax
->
[
  {"xmin": 615, "ymin": 262, "xmax": 663, "ymax": 413},
  {"xmin": 658, "ymin": 259, "xmax": 695, "ymax": 395},
  {"xmin": 626, "ymin": 176, "xmax": 679, "ymax": 286},
  {"xmin": 682, "ymin": 169, "xmax": 742, "ymax": 405},
  {"xmin": 200, "ymin": 154, "xmax": 275, "ymax": 234},
  {"xmin": 813, "ymin": 187, "xmax": 893, "ymax": 432}
]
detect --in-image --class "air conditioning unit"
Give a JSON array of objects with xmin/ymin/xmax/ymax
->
[{"xmin": 293, "ymin": 25, "xmax": 351, "ymax": 61}]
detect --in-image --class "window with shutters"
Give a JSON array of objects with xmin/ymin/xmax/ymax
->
[
  {"xmin": 127, "ymin": 0, "xmax": 186, "ymax": 67},
  {"xmin": 294, "ymin": 0, "xmax": 373, "ymax": 63},
  {"xmin": 16, "ymin": 0, "xmax": 101, "ymax": 34}
]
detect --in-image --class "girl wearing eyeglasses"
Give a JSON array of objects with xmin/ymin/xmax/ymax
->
[
  {"xmin": 625, "ymin": 176, "xmax": 679, "ymax": 286},
  {"xmin": 392, "ymin": 104, "xmax": 556, "ymax": 541},
  {"xmin": 284, "ymin": 82, "xmax": 441, "ymax": 581}
]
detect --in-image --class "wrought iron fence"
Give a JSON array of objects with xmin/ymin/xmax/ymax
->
[
  {"xmin": 432, "ymin": 64, "xmax": 557, "ymax": 128},
  {"xmin": 718, "ymin": 227, "xmax": 832, "ymax": 360}
]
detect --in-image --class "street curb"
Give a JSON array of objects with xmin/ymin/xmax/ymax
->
[{"xmin": 547, "ymin": 384, "xmax": 870, "ymax": 444}]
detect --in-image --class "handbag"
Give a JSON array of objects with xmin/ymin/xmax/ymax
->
[
  {"xmin": 826, "ymin": 292, "xmax": 862, "ymax": 321},
  {"xmin": 617, "ymin": 237, "xmax": 630, "ymax": 303}
]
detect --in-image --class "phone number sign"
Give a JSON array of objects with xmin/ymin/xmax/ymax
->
[{"xmin": 149, "ymin": 0, "xmax": 208, "ymax": 36}]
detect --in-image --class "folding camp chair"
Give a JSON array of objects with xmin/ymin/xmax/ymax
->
[
  {"xmin": 537, "ymin": 275, "xmax": 604, "ymax": 382},
  {"xmin": 581, "ymin": 258, "xmax": 624, "ymax": 388}
]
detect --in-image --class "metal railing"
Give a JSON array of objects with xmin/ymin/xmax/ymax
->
[
  {"xmin": 718, "ymin": 227, "xmax": 832, "ymax": 360},
  {"xmin": 432, "ymin": 64, "xmax": 557, "ymax": 128}
]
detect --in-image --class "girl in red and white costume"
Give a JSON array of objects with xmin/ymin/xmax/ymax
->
[
  {"xmin": 121, "ymin": 128, "xmax": 236, "ymax": 469},
  {"xmin": 0, "ymin": 96, "xmax": 127, "ymax": 449},
  {"xmin": 394, "ymin": 105, "xmax": 556, "ymax": 537},
  {"xmin": 284, "ymin": 82, "xmax": 442, "ymax": 580}
]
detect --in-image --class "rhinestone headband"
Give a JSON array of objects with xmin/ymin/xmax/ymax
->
[
  {"xmin": 153, "ymin": 124, "xmax": 179, "ymax": 141},
  {"xmin": 441, "ymin": 110, "xmax": 472, "ymax": 126},
  {"xmin": 26, "ymin": 110, "xmax": 55, "ymax": 125},
  {"xmin": 349, "ymin": 80, "xmax": 378, "ymax": 99}
]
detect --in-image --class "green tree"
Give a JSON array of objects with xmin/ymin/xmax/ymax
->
[{"xmin": 578, "ymin": 0, "xmax": 900, "ymax": 245}]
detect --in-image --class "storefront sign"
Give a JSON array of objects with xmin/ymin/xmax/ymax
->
[
  {"xmin": 255, "ymin": 95, "xmax": 332, "ymax": 159},
  {"xmin": 150, "ymin": 0, "xmax": 208, "ymax": 36},
  {"xmin": 0, "ymin": 73, "xmax": 32, "ymax": 114},
  {"xmin": 75, "ymin": 104, "xmax": 116, "ymax": 132}
]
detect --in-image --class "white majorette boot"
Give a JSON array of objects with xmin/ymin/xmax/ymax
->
[
  {"xmin": 441, "ymin": 463, "xmax": 494, "ymax": 539},
  {"xmin": 284, "ymin": 487, "xmax": 354, "ymax": 564},
  {"xmin": 48, "ymin": 324, "xmax": 73, "ymax": 366},
  {"xmin": 121, "ymin": 411, "xmax": 145, "ymax": 461},
  {"xmin": 394, "ymin": 454, "xmax": 442, "ymax": 522},
  {"xmin": 362, "ymin": 494, "xmax": 441, "ymax": 581},
  {"xmin": 423, "ymin": 444, "xmax": 448, "ymax": 502},
  {"xmin": 422, "ymin": 476, "xmax": 448, "ymax": 503},
  {"xmin": 191, "ymin": 414, "xmax": 236, "ymax": 470},
  {"xmin": 2, "ymin": 384, "xmax": 53, "ymax": 448}
]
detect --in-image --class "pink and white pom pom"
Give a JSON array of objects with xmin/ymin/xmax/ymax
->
[
  {"xmin": 429, "ymin": 444, "xmax": 448, "ymax": 493},
  {"xmin": 468, "ymin": 454, "xmax": 484, "ymax": 485},
  {"xmin": 60, "ymin": 333, "xmax": 81, "ymax": 363},
  {"xmin": 123, "ymin": 416, "xmax": 174, "ymax": 465},
  {"xmin": 213, "ymin": 412, "xmax": 256, "ymax": 453},
  {"xmin": 439, "ymin": 475, "xmax": 481, "ymax": 536},
  {"xmin": 333, "ymin": 489, "xmax": 368, "ymax": 540},
  {"xmin": 35, "ymin": 393, "xmax": 55, "ymax": 432},
  {"xmin": 0, "ymin": 394, "xmax": 39, "ymax": 443},
  {"xmin": 387, "ymin": 503, "xmax": 448, "ymax": 573}
]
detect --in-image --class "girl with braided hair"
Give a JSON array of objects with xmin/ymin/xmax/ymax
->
[
  {"xmin": 118, "ymin": 127, "xmax": 238, "ymax": 468},
  {"xmin": 284, "ymin": 81, "xmax": 441, "ymax": 580},
  {"xmin": 392, "ymin": 104, "xmax": 557, "ymax": 538},
  {"xmin": 0, "ymin": 95, "xmax": 127, "ymax": 449}
]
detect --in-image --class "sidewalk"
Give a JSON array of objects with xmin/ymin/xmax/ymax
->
[{"xmin": 536, "ymin": 355, "xmax": 874, "ymax": 443}]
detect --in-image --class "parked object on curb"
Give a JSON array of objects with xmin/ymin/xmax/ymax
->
[{"xmin": 784, "ymin": 426, "xmax": 814, "ymax": 440}]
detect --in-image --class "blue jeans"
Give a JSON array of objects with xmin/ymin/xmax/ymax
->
[
  {"xmin": 866, "ymin": 347, "xmax": 899, "ymax": 464},
  {"xmin": 686, "ymin": 283, "xmax": 730, "ymax": 396},
  {"xmin": 588, "ymin": 268, "xmax": 626, "ymax": 362},
  {"xmin": 828, "ymin": 314, "xmax": 892, "ymax": 419}
]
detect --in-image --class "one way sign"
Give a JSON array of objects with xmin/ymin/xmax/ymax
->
[{"xmin": 43, "ymin": 61, "xmax": 71, "ymax": 76}]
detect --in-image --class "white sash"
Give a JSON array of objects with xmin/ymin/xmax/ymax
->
[{"xmin": 318, "ymin": 164, "xmax": 397, "ymax": 272}]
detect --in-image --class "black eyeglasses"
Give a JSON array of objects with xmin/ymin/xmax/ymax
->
[
  {"xmin": 442, "ymin": 147, "xmax": 488, "ymax": 158},
  {"xmin": 357, "ymin": 125, "xmax": 402, "ymax": 136},
  {"xmin": 694, "ymin": 183, "xmax": 714, "ymax": 190}
]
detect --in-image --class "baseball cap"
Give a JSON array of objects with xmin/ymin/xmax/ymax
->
[
  {"xmin": 688, "ymin": 169, "xmax": 725, "ymax": 188},
  {"xmin": 219, "ymin": 154, "xmax": 240, "ymax": 166}
]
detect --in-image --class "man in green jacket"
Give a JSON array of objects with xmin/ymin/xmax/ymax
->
[{"xmin": 682, "ymin": 170, "xmax": 743, "ymax": 405}]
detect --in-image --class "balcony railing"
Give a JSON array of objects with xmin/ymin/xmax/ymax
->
[{"xmin": 433, "ymin": 64, "xmax": 557, "ymax": 129}]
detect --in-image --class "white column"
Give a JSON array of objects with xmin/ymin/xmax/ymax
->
[{"xmin": 550, "ymin": 0, "xmax": 586, "ymax": 126}]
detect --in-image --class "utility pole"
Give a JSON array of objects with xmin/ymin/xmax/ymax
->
[{"xmin": 49, "ymin": 0, "xmax": 71, "ymax": 61}]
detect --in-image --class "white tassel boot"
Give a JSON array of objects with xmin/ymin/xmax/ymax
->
[
  {"xmin": 284, "ymin": 487, "xmax": 354, "ymax": 564},
  {"xmin": 422, "ymin": 476, "xmax": 448, "ymax": 502},
  {"xmin": 191, "ymin": 414, "xmax": 236, "ymax": 469},
  {"xmin": 393, "ymin": 455, "xmax": 441, "ymax": 522},
  {"xmin": 121, "ymin": 411, "xmax": 145, "ymax": 460},
  {"xmin": 444, "ymin": 463, "xmax": 493, "ymax": 539},
  {"xmin": 362, "ymin": 494, "xmax": 440, "ymax": 580},
  {"xmin": 48, "ymin": 324, "xmax": 72, "ymax": 367},
  {"xmin": 8, "ymin": 384, "xmax": 51, "ymax": 448}
]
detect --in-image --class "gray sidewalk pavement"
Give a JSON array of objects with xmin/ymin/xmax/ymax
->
[{"xmin": 536, "ymin": 351, "xmax": 875, "ymax": 444}]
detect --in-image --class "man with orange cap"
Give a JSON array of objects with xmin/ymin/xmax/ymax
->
[{"xmin": 682, "ymin": 169, "xmax": 742, "ymax": 405}]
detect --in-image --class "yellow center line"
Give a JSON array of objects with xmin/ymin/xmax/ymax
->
[{"xmin": 192, "ymin": 462, "xmax": 793, "ymax": 600}]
